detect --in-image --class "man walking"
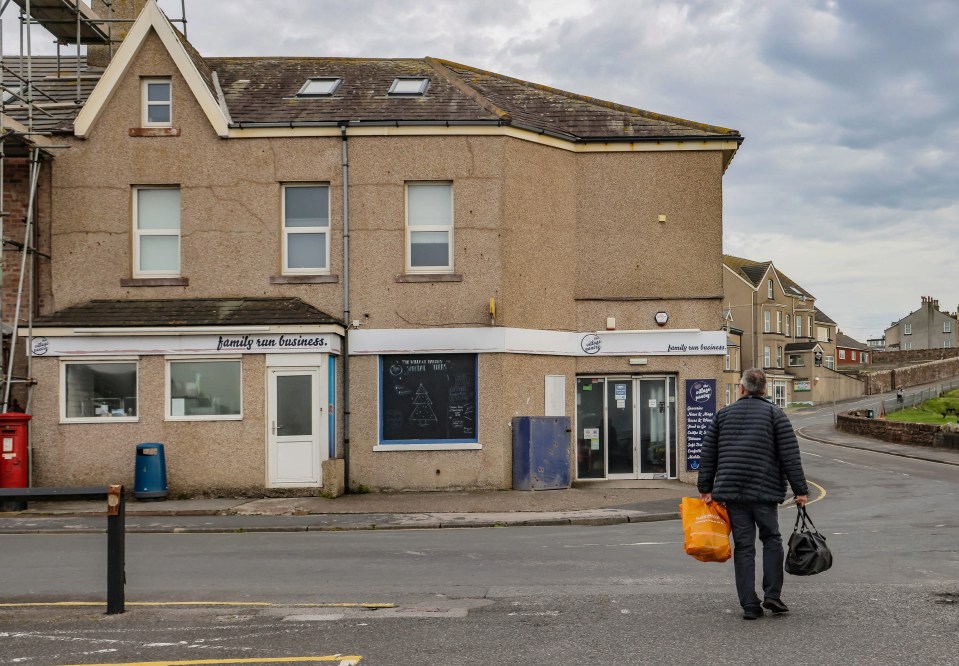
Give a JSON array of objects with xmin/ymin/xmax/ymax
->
[{"xmin": 697, "ymin": 368, "xmax": 809, "ymax": 620}]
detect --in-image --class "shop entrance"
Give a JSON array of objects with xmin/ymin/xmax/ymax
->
[
  {"xmin": 576, "ymin": 376, "xmax": 677, "ymax": 480},
  {"xmin": 266, "ymin": 357, "xmax": 328, "ymax": 487}
]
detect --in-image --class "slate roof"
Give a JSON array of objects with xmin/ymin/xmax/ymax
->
[
  {"xmin": 785, "ymin": 341, "xmax": 821, "ymax": 352},
  {"xmin": 723, "ymin": 255, "xmax": 814, "ymax": 299},
  {"xmin": 33, "ymin": 298, "xmax": 342, "ymax": 328},
  {"xmin": 836, "ymin": 332, "xmax": 868, "ymax": 350},
  {"xmin": 1, "ymin": 56, "xmax": 103, "ymax": 132},
  {"xmin": 814, "ymin": 308, "xmax": 836, "ymax": 325}
]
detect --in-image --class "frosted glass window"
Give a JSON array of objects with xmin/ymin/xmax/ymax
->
[
  {"xmin": 406, "ymin": 182, "xmax": 452, "ymax": 271},
  {"xmin": 134, "ymin": 187, "xmax": 180, "ymax": 276},
  {"xmin": 283, "ymin": 185, "xmax": 329, "ymax": 273},
  {"xmin": 168, "ymin": 360, "xmax": 241, "ymax": 419}
]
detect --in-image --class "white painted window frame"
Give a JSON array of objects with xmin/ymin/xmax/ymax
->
[
  {"xmin": 767, "ymin": 280, "xmax": 773, "ymax": 299},
  {"xmin": 785, "ymin": 314, "xmax": 791, "ymax": 337},
  {"xmin": 141, "ymin": 77, "xmax": 172, "ymax": 127},
  {"xmin": 763, "ymin": 310, "xmax": 771, "ymax": 333},
  {"xmin": 164, "ymin": 356, "xmax": 243, "ymax": 421},
  {"xmin": 839, "ymin": 349, "xmax": 846, "ymax": 360},
  {"xmin": 405, "ymin": 181, "xmax": 453, "ymax": 273},
  {"xmin": 904, "ymin": 323, "xmax": 912, "ymax": 335},
  {"xmin": 59, "ymin": 358, "xmax": 139, "ymax": 424},
  {"xmin": 776, "ymin": 345, "xmax": 783, "ymax": 368},
  {"xmin": 944, "ymin": 321, "xmax": 952, "ymax": 333},
  {"xmin": 282, "ymin": 183, "xmax": 331, "ymax": 275},
  {"xmin": 776, "ymin": 311, "xmax": 782, "ymax": 333},
  {"xmin": 763, "ymin": 346, "xmax": 771, "ymax": 367},
  {"xmin": 133, "ymin": 186, "xmax": 181, "ymax": 277}
]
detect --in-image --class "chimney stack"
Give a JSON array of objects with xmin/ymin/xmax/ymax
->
[{"xmin": 87, "ymin": 0, "xmax": 149, "ymax": 67}]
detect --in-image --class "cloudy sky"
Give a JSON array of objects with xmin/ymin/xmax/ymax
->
[{"xmin": 7, "ymin": 1, "xmax": 958, "ymax": 341}]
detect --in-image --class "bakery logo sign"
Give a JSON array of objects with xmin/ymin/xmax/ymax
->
[
  {"xmin": 580, "ymin": 334, "xmax": 602, "ymax": 355},
  {"xmin": 31, "ymin": 337, "xmax": 49, "ymax": 356},
  {"xmin": 689, "ymin": 380, "xmax": 713, "ymax": 403}
]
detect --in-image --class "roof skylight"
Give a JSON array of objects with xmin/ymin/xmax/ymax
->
[
  {"xmin": 297, "ymin": 78, "xmax": 341, "ymax": 97},
  {"xmin": 389, "ymin": 77, "xmax": 430, "ymax": 95},
  {"xmin": 2, "ymin": 84, "xmax": 21, "ymax": 104}
]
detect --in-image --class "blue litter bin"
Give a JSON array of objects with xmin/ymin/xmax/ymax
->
[{"xmin": 134, "ymin": 443, "xmax": 168, "ymax": 500}]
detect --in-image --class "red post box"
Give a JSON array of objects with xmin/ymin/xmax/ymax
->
[{"xmin": 0, "ymin": 413, "xmax": 32, "ymax": 490}]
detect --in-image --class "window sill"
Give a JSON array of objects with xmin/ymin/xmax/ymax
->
[
  {"xmin": 373, "ymin": 443, "xmax": 482, "ymax": 451},
  {"xmin": 121, "ymin": 277, "xmax": 189, "ymax": 287},
  {"xmin": 271, "ymin": 275, "xmax": 339, "ymax": 284},
  {"xmin": 395, "ymin": 273, "xmax": 463, "ymax": 283},
  {"xmin": 60, "ymin": 417, "xmax": 139, "ymax": 424},
  {"xmin": 129, "ymin": 127, "xmax": 181, "ymax": 137}
]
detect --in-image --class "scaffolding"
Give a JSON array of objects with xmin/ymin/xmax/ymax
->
[{"xmin": 0, "ymin": 1, "xmax": 188, "ymax": 419}]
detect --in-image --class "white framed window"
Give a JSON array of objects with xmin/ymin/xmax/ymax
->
[
  {"xmin": 763, "ymin": 311, "xmax": 771, "ymax": 333},
  {"xmin": 141, "ymin": 77, "xmax": 171, "ymax": 127},
  {"xmin": 904, "ymin": 341, "xmax": 913, "ymax": 350},
  {"xmin": 788, "ymin": 353, "xmax": 804, "ymax": 367},
  {"xmin": 389, "ymin": 77, "xmax": 430, "ymax": 95},
  {"xmin": 851, "ymin": 351, "xmax": 857, "ymax": 361},
  {"xmin": 825, "ymin": 355, "xmax": 835, "ymax": 369},
  {"xmin": 862, "ymin": 353, "xmax": 869, "ymax": 363},
  {"xmin": 166, "ymin": 358, "xmax": 242, "ymax": 420},
  {"xmin": 776, "ymin": 346, "xmax": 783, "ymax": 368},
  {"xmin": 839, "ymin": 349, "xmax": 846, "ymax": 360},
  {"xmin": 904, "ymin": 323, "xmax": 912, "ymax": 335},
  {"xmin": 725, "ymin": 351, "xmax": 731, "ymax": 370},
  {"xmin": 133, "ymin": 187, "xmax": 180, "ymax": 277},
  {"xmin": 945, "ymin": 321, "xmax": 953, "ymax": 333},
  {"xmin": 60, "ymin": 359, "xmax": 138, "ymax": 422},
  {"xmin": 945, "ymin": 340, "xmax": 953, "ymax": 348},
  {"xmin": 297, "ymin": 78, "xmax": 341, "ymax": 97},
  {"xmin": 406, "ymin": 182, "xmax": 453, "ymax": 273},
  {"xmin": 763, "ymin": 346, "xmax": 771, "ymax": 367},
  {"xmin": 817, "ymin": 326, "xmax": 830, "ymax": 343},
  {"xmin": 796, "ymin": 315, "xmax": 803, "ymax": 337},
  {"xmin": 767, "ymin": 280, "xmax": 773, "ymax": 299},
  {"xmin": 776, "ymin": 311, "xmax": 782, "ymax": 333},
  {"xmin": 282, "ymin": 184, "xmax": 330, "ymax": 274},
  {"xmin": 785, "ymin": 314, "xmax": 791, "ymax": 336}
]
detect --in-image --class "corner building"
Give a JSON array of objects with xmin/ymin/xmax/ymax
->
[{"xmin": 14, "ymin": 1, "xmax": 742, "ymax": 493}]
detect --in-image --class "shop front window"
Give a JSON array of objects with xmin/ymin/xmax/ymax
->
[
  {"xmin": 62, "ymin": 361, "xmax": 138, "ymax": 421},
  {"xmin": 167, "ymin": 359, "xmax": 242, "ymax": 419}
]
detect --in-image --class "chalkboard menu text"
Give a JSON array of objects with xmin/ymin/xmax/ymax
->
[{"xmin": 685, "ymin": 379, "xmax": 716, "ymax": 471}]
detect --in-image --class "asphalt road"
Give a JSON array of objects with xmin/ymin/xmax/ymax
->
[{"xmin": 0, "ymin": 406, "xmax": 956, "ymax": 665}]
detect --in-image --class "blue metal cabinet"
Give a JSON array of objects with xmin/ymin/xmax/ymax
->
[{"xmin": 511, "ymin": 416, "xmax": 571, "ymax": 491}]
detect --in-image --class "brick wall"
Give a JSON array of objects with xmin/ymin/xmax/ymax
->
[
  {"xmin": 860, "ymin": 356, "xmax": 959, "ymax": 395},
  {"xmin": 2, "ymin": 156, "xmax": 53, "ymax": 408}
]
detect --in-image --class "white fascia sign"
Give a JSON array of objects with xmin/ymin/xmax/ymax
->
[
  {"xmin": 29, "ymin": 333, "xmax": 341, "ymax": 357},
  {"xmin": 349, "ymin": 327, "xmax": 727, "ymax": 356}
]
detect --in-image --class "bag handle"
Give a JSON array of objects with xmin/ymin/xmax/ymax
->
[{"xmin": 796, "ymin": 504, "xmax": 819, "ymax": 533}]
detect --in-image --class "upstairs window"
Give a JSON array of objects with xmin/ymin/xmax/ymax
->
[
  {"xmin": 142, "ymin": 78, "xmax": 172, "ymax": 127},
  {"xmin": 297, "ymin": 78, "xmax": 341, "ymax": 97},
  {"xmin": 282, "ymin": 184, "xmax": 330, "ymax": 274},
  {"xmin": 839, "ymin": 349, "xmax": 846, "ymax": 360},
  {"xmin": 406, "ymin": 182, "xmax": 453, "ymax": 272},
  {"xmin": 796, "ymin": 315, "xmax": 803, "ymax": 337},
  {"xmin": 389, "ymin": 77, "xmax": 430, "ymax": 95},
  {"xmin": 785, "ymin": 314, "xmax": 791, "ymax": 337},
  {"xmin": 776, "ymin": 311, "xmax": 782, "ymax": 333},
  {"xmin": 945, "ymin": 321, "xmax": 953, "ymax": 333},
  {"xmin": 904, "ymin": 323, "xmax": 912, "ymax": 335},
  {"xmin": 763, "ymin": 311, "xmax": 771, "ymax": 333},
  {"xmin": 767, "ymin": 280, "xmax": 773, "ymax": 299},
  {"xmin": 134, "ymin": 187, "xmax": 180, "ymax": 277},
  {"xmin": 763, "ymin": 346, "xmax": 771, "ymax": 367}
]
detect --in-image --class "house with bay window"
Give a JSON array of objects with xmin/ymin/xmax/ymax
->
[
  {"xmin": 8, "ymin": 0, "xmax": 742, "ymax": 493},
  {"xmin": 722, "ymin": 255, "xmax": 863, "ymax": 406}
]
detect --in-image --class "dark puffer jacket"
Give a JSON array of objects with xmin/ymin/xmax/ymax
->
[{"xmin": 697, "ymin": 395, "xmax": 808, "ymax": 503}]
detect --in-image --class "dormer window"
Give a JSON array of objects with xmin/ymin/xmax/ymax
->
[
  {"xmin": 297, "ymin": 78, "xmax": 341, "ymax": 97},
  {"xmin": 141, "ymin": 78, "xmax": 171, "ymax": 127},
  {"xmin": 389, "ymin": 77, "xmax": 429, "ymax": 96}
]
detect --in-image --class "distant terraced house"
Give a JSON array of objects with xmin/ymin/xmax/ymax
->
[{"xmin": 3, "ymin": 0, "xmax": 744, "ymax": 493}]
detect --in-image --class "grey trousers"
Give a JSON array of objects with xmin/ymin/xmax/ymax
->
[{"xmin": 725, "ymin": 501, "xmax": 784, "ymax": 609}]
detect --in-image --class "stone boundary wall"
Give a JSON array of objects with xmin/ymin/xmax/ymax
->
[
  {"xmin": 837, "ymin": 410, "xmax": 938, "ymax": 446},
  {"xmin": 872, "ymin": 348, "xmax": 959, "ymax": 365},
  {"xmin": 859, "ymin": 356, "xmax": 959, "ymax": 394}
]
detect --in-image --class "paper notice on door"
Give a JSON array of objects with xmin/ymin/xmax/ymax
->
[
  {"xmin": 617, "ymin": 399, "xmax": 626, "ymax": 409},
  {"xmin": 583, "ymin": 427, "xmax": 600, "ymax": 450},
  {"xmin": 648, "ymin": 399, "xmax": 657, "ymax": 408}
]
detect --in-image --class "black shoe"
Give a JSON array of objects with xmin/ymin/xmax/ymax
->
[
  {"xmin": 742, "ymin": 606, "xmax": 763, "ymax": 620},
  {"xmin": 762, "ymin": 598, "xmax": 789, "ymax": 614}
]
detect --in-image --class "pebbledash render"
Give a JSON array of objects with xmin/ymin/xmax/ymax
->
[{"xmin": 16, "ymin": 1, "xmax": 742, "ymax": 494}]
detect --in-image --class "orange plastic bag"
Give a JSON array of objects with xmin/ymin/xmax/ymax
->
[{"xmin": 680, "ymin": 496, "xmax": 732, "ymax": 563}]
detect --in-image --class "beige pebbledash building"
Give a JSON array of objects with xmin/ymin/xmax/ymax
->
[{"xmin": 10, "ymin": 1, "xmax": 743, "ymax": 493}]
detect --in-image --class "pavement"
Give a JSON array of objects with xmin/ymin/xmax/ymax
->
[{"xmin": 0, "ymin": 422, "xmax": 955, "ymax": 534}]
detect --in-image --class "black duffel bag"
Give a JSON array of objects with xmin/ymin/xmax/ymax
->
[{"xmin": 785, "ymin": 505, "xmax": 833, "ymax": 576}]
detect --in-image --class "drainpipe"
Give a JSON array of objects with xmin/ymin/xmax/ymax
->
[{"xmin": 340, "ymin": 123, "xmax": 351, "ymax": 490}]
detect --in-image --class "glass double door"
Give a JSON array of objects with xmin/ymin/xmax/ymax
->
[{"xmin": 576, "ymin": 376, "xmax": 677, "ymax": 480}]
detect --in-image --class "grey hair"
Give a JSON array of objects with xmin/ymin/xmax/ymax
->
[{"xmin": 740, "ymin": 368, "xmax": 767, "ymax": 396}]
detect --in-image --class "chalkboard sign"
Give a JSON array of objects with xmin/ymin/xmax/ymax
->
[
  {"xmin": 685, "ymin": 378, "xmax": 716, "ymax": 471},
  {"xmin": 380, "ymin": 354, "xmax": 478, "ymax": 443}
]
